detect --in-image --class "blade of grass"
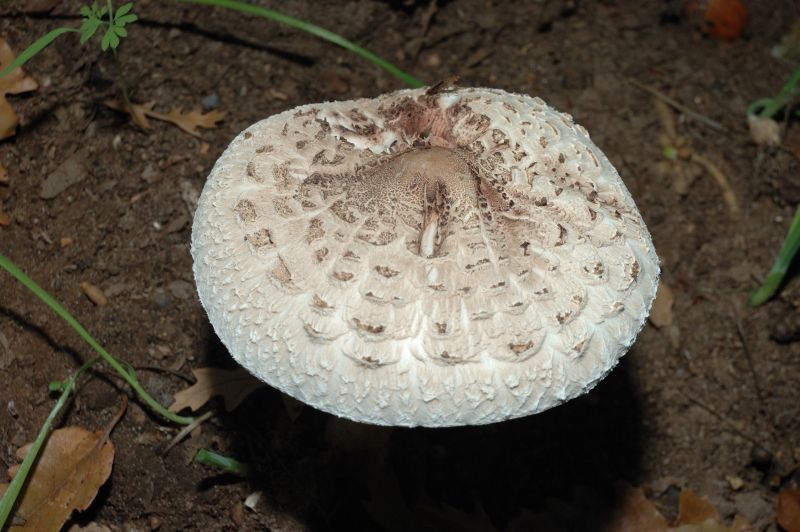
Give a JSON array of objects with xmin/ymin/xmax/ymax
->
[
  {"xmin": 0, "ymin": 28, "xmax": 78, "ymax": 78},
  {"xmin": 173, "ymin": 0, "xmax": 424, "ymax": 88},
  {"xmin": 0, "ymin": 253, "xmax": 193, "ymax": 424},
  {"xmin": 195, "ymin": 448, "xmax": 251, "ymax": 475},
  {"xmin": 0, "ymin": 357, "xmax": 99, "ymax": 528},
  {"xmin": 749, "ymin": 206, "xmax": 800, "ymax": 306}
]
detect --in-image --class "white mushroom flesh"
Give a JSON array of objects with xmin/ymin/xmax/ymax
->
[{"xmin": 192, "ymin": 87, "xmax": 660, "ymax": 427}]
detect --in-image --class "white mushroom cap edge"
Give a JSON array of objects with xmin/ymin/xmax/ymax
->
[{"xmin": 191, "ymin": 86, "xmax": 660, "ymax": 427}]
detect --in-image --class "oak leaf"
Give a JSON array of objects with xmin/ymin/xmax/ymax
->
[
  {"xmin": 0, "ymin": 426, "xmax": 115, "ymax": 531},
  {"xmin": 105, "ymin": 100, "xmax": 225, "ymax": 137},
  {"xmin": 0, "ymin": 38, "xmax": 39, "ymax": 141},
  {"xmin": 169, "ymin": 367, "xmax": 265, "ymax": 413},
  {"xmin": 778, "ymin": 488, "xmax": 800, "ymax": 532}
]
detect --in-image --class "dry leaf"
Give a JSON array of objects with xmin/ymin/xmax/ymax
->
[
  {"xmin": 0, "ymin": 426, "xmax": 115, "ymax": 531},
  {"xmin": 105, "ymin": 100, "xmax": 225, "ymax": 137},
  {"xmin": 649, "ymin": 282, "xmax": 675, "ymax": 328},
  {"xmin": 0, "ymin": 159, "xmax": 8, "ymax": 183},
  {"xmin": 778, "ymin": 488, "xmax": 800, "ymax": 532},
  {"xmin": 169, "ymin": 367, "xmax": 265, "ymax": 413},
  {"xmin": 675, "ymin": 489, "xmax": 719, "ymax": 526},
  {"xmin": 0, "ymin": 208, "xmax": 10, "ymax": 226},
  {"xmin": 605, "ymin": 483, "xmax": 669, "ymax": 532},
  {"xmin": 0, "ymin": 38, "xmax": 39, "ymax": 141}
]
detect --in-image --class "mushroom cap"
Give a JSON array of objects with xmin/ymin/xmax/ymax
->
[{"xmin": 192, "ymin": 86, "xmax": 659, "ymax": 427}]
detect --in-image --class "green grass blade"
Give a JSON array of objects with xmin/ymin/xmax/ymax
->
[
  {"xmin": 195, "ymin": 449, "xmax": 251, "ymax": 475},
  {"xmin": 749, "ymin": 206, "xmax": 800, "ymax": 306},
  {"xmin": 173, "ymin": 0, "xmax": 424, "ymax": 88},
  {"xmin": 0, "ymin": 27, "xmax": 79, "ymax": 79},
  {"xmin": 0, "ymin": 357, "xmax": 99, "ymax": 528},
  {"xmin": 0, "ymin": 253, "xmax": 194, "ymax": 424}
]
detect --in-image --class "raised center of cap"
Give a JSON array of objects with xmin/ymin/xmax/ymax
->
[{"xmin": 372, "ymin": 147, "xmax": 475, "ymax": 258}]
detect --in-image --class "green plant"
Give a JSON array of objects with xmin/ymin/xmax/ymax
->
[
  {"xmin": 0, "ymin": 1, "xmax": 137, "ymax": 76},
  {"xmin": 749, "ymin": 207, "xmax": 800, "ymax": 306},
  {"xmin": 0, "ymin": 357, "xmax": 99, "ymax": 527},
  {"xmin": 0, "ymin": 0, "xmax": 422, "ymax": 89},
  {"xmin": 0, "ymin": 253, "xmax": 194, "ymax": 528},
  {"xmin": 747, "ymin": 64, "xmax": 800, "ymax": 119}
]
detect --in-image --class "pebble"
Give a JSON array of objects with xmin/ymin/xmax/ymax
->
[
  {"xmin": 80, "ymin": 281, "xmax": 108, "ymax": 306},
  {"xmin": 201, "ymin": 93, "xmax": 221, "ymax": 111},
  {"xmin": 152, "ymin": 288, "xmax": 171, "ymax": 310},
  {"xmin": 41, "ymin": 150, "xmax": 89, "ymax": 199},
  {"xmin": 168, "ymin": 280, "xmax": 194, "ymax": 300}
]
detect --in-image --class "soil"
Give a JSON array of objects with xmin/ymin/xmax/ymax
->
[{"xmin": 1, "ymin": 0, "xmax": 799, "ymax": 530}]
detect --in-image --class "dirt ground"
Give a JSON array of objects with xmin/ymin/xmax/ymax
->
[{"xmin": 1, "ymin": 0, "xmax": 799, "ymax": 530}]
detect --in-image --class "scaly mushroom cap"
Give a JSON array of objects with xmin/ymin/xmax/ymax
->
[{"xmin": 192, "ymin": 86, "xmax": 659, "ymax": 427}]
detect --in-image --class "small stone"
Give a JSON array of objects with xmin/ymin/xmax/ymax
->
[
  {"xmin": 201, "ymin": 94, "xmax": 221, "ymax": 111},
  {"xmin": 726, "ymin": 475, "xmax": 745, "ymax": 490},
  {"xmin": 80, "ymin": 281, "xmax": 108, "ymax": 306},
  {"xmin": 168, "ymin": 280, "xmax": 194, "ymax": 300},
  {"xmin": 749, "ymin": 445, "xmax": 773, "ymax": 471},
  {"xmin": 41, "ymin": 150, "xmax": 89, "ymax": 199},
  {"xmin": 60, "ymin": 236, "xmax": 74, "ymax": 248},
  {"xmin": 148, "ymin": 515, "xmax": 162, "ymax": 531},
  {"xmin": 152, "ymin": 288, "xmax": 171, "ymax": 310}
]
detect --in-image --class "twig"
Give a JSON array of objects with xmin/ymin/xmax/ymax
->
[
  {"xmin": 413, "ymin": 0, "xmax": 438, "ymax": 59},
  {"xmin": 627, "ymin": 77, "xmax": 725, "ymax": 132},
  {"xmin": 732, "ymin": 318, "xmax": 765, "ymax": 414},
  {"xmin": 162, "ymin": 410, "xmax": 215, "ymax": 455},
  {"xmin": 680, "ymin": 391, "xmax": 772, "ymax": 454},
  {"xmin": 688, "ymin": 151, "xmax": 740, "ymax": 217}
]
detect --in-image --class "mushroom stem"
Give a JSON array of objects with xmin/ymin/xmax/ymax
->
[{"xmin": 420, "ymin": 210, "xmax": 439, "ymax": 258}]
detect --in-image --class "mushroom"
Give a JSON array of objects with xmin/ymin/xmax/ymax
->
[{"xmin": 191, "ymin": 86, "xmax": 659, "ymax": 427}]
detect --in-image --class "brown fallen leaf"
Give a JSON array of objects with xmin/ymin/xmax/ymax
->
[
  {"xmin": 674, "ymin": 489, "xmax": 719, "ymax": 526},
  {"xmin": 649, "ymin": 281, "xmax": 675, "ymax": 329},
  {"xmin": 605, "ymin": 483, "xmax": 669, "ymax": 532},
  {"xmin": 105, "ymin": 100, "xmax": 225, "ymax": 137},
  {"xmin": 0, "ymin": 208, "xmax": 10, "ymax": 226},
  {"xmin": 169, "ymin": 366, "xmax": 265, "ymax": 413},
  {"xmin": 0, "ymin": 426, "xmax": 115, "ymax": 531},
  {"xmin": 778, "ymin": 488, "xmax": 800, "ymax": 532},
  {"xmin": 0, "ymin": 38, "xmax": 39, "ymax": 141}
]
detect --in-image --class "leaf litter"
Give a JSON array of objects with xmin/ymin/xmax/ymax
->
[
  {"xmin": 105, "ymin": 100, "xmax": 225, "ymax": 137},
  {"xmin": 0, "ymin": 37, "xmax": 39, "ymax": 141},
  {"xmin": 0, "ymin": 398, "xmax": 125, "ymax": 531},
  {"xmin": 169, "ymin": 367, "xmax": 265, "ymax": 413}
]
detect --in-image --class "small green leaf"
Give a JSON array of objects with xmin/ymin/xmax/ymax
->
[
  {"xmin": 79, "ymin": 18, "xmax": 102, "ymax": 44},
  {"xmin": 100, "ymin": 30, "xmax": 111, "ymax": 51},
  {"xmin": 79, "ymin": 5, "xmax": 92, "ymax": 17},
  {"xmin": 115, "ymin": 2, "xmax": 134, "ymax": 18},
  {"xmin": 115, "ymin": 13, "xmax": 138, "ymax": 26},
  {"xmin": 112, "ymin": 25, "xmax": 128, "ymax": 38}
]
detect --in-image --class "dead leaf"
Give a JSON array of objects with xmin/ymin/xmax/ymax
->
[
  {"xmin": 0, "ymin": 159, "xmax": 8, "ymax": 183},
  {"xmin": 675, "ymin": 489, "xmax": 719, "ymax": 526},
  {"xmin": 0, "ymin": 208, "xmax": 9, "ymax": 226},
  {"xmin": 0, "ymin": 38, "xmax": 39, "ymax": 140},
  {"xmin": 0, "ymin": 426, "xmax": 115, "ymax": 531},
  {"xmin": 778, "ymin": 488, "xmax": 800, "ymax": 532},
  {"xmin": 105, "ymin": 100, "xmax": 225, "ymax": 137},
  {"xmin": 605, "ymin": 483, "xmax": 669, "ymax": 532},
  {"xmin": 169, "ymin": 367, "xmax": 265, "ymax": 413},
  {"xmin": 649, "ymin": 282, "xmax": 675, "ymax": 328}
]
